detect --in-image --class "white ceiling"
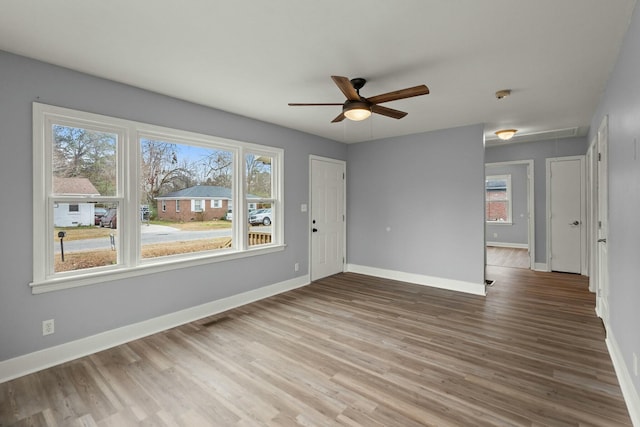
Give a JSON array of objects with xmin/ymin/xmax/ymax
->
[{"xmin": 0, "ymin": 0, "xmax": 636, "ymax": 143}]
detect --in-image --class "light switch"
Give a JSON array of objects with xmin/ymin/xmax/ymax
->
[{"xmin": 301, "ymin": 203, "xmax": 307, "ymax": 212}]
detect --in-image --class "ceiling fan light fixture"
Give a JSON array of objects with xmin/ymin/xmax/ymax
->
[
  {"xmin": 495, "ymin": 129, "xmax": 518, "ymax": 140},
  {"xmin": 343, "ymin": 101, "xmax": 372, "ymax": 121}
]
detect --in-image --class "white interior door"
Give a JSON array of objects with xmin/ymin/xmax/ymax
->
[
  {"xmin": 596, "ymin": 118, "xmax": 610, "ymax": 326},
  {"xmin": 549, "ymin": 157, "xmax": 584, "ymax": 273},
  {"xmin": 310, "ymin": 157, "xmax": 345, "ymax": 281}
]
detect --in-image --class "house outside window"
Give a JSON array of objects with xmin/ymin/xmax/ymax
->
[
  {"xmin": 212, "ymin": 199, "xmax": 222, "ymax": 209},
  {"xmin": 486, "ymin": 174, "xmax": 512, "ymax": 223},
  {"xmin": 32, "ymin": 103, "xmax": 284, "ymax": 293}
]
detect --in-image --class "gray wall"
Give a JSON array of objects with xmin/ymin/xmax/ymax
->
[
  {"xmin": 485, "ymin": 138, "xmax": 587, "ymax": 263},
  {"xmin": 485, "ymin": 163, "xmax": 528, "ymax": 246},
  {"xmin": 0, "ymin": 51, "xmax": 347, "ymax": 362},
  {"xmin": 589, "ymin": 1, "xmax": 640, "ymax": 397},
  {"xmin": 347, "ymin": 125, "xmax": 486, "ymax": 285}
]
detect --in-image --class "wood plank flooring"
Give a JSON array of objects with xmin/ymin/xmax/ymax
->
[
  {"xmin": 0, "ymin": 267, "xmax": 632, "ymax": 426},
  {"xmin": 487, "ymin": 246, "xmax": 531, "ymax": 269}
]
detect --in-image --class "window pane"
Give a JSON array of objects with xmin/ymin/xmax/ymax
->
[
  {"xmin": 248, "ymin": 203, "xmax": 273, "ymax": 246},
  {"xmin": 486, "ymin": 201, "xmax": 508, "ymax": 222},
  {"xmin": 485, "ymin": 174, "xmax": 510, "ymax": 222},
  {"xmin": 52, "ymin": 125, "xmax": 117, "ymax": 196},
  {"xmin": 53, "ymin": 202, "xmax": 118, "ymax": 273},
  {"xmin": 246, "ymin": 154, "xmax": 272, "ymax": 199},
  {"xmin": 140, "ymin": 139, "xmax": 234, "ymax": 259}
]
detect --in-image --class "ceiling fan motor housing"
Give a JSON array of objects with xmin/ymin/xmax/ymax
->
[
  {"xmin": 350, "ymin": 78, "xmax": 367, "ymax": 93},
  {"xmin": 343, "ymin": 100, "xmax": 371, "ymax": 111}
]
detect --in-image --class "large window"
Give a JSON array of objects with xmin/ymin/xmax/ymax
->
[
  {"xmin": 33, "ymin": 103, "xmax": 284, "ymax": 293},
  {"xmin": 485, "ymin": 174, "xmax": 512, "ymax": 223}
]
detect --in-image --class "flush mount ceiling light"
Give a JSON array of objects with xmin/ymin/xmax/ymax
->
[
  {"xmin": 495, "ymin": 89, "xmax": 511, "ymax": 100},
  {"xmin": 342, "ymin": 100, "xmax": 372, "ymax": 121},
  {"xmin": 495, "ymin": 129, "xmax": 518, "ymax": 140}
]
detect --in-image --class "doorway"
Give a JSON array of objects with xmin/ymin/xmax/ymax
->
[
  {"xmin": 309, "ymin": 156, "xmax": 346, "ymax": 281},
  {"xmin": 485, "ymin": 160, "xmax": 535, "ymax": 270}
]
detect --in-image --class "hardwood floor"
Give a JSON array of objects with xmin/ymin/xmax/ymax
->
[
  {"xmin": 486, "ymin": 246, "xmax": 531, "ymax": 269},
  {"xmin": 0, "ymin": 268, "xmax": 632, "ymax": 426}
]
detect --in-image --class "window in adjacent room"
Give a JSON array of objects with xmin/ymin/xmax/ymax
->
[{"xmin": 485, "ymin": 174, "xmax": 512, "ymax": 223}]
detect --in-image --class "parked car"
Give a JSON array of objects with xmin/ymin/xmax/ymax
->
[
  {"xmin": 249, "ymin": 208, "xmax": 271, "ymax": 226},
  {"xmin": 94, "ymin": 207, "xmax": 108, "ymax": 225},
  {"xmin": 100, "ymin": 208, "xmax": 117, "ymax": 229}
]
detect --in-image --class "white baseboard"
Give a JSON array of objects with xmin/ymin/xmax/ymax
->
[
  {"xmin": 346, "ymin": 264, "xmax": 486, "ymax": 296},
  {"xmin": 534, "ymin": 262, "xmax": 549, "ymax": 271},
  {"xmin": 0, "ymin": 274, "xmax": 310, "ymax": 384},
  {"xmin": 486, "ymin": 242, "xmax": 529, "ymax": 249},
  {"xmin": 606, "ymin": 331, "xmax": 640, "ymax": 426}
]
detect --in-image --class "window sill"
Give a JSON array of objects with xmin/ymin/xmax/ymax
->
[
  {"xmin": 486, "ymin": 221, "xmax": 513, "ymax": 226},
  {"xmin": 30, "ymin": 244, "xmax": 286, "ymax": 294}
]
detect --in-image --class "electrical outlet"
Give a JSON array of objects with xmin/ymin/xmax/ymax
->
[
  {"xmin": 634, "ymin": 353, "xmax": 638, "ymax": 376},
  {"xmin": 294, "ymin": 262, "xmax": 299, "ymax": 272},
  {"xmin": 42, "ymin": 319, "xmax": 55, "ymax": 336}
]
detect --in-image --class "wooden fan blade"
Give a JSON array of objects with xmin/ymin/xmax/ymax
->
[
  {"xmin": 371, "ymin": 104, "xmax": 408, "ymax": 119},
  {"xmin": 331, "ymin": 76, "xmax": 360, "ymax": 101},
  {"xmin": 367, "ymin": 85, "xmax": 429, "ymax": 104},
  {"xmin": 331, "ymin": 112, "xmax": 346, "ymax": 123},
  {"xmin": 288, "ymin": 103, "xmax": 343, "ymax": 106}
]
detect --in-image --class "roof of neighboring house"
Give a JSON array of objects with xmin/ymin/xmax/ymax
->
[
  {"xmin": 53, "ymin": 177, "xmax": 100, "ymax": 195},
  {"xmin": 157, "ymin": 185, "xmax": 232, "ymax": 200}
]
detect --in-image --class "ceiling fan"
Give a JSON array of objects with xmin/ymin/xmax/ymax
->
[{"xmin": 288, "ymin": 76, "xmax": 430, "ymax": 123}]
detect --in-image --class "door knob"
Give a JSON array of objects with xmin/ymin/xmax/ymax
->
[
  {"xmin": 312, "ymin": 228, "xmax": 318, "ymax": 232},
  {"xmin": 570, "ymin": 220, "xmax": 580, "ymax": 226}
]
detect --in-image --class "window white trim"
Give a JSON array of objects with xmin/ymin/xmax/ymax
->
[
  {"xmin": 244, "ymin": 150, "xmax": 282, "ymax": 247},
  {"xmin": 31, "ymin": 245, "xmax": 286, "ymax": 294},
  {"xmin": 32, "ymin": 103, "xmax": 284, "ymax": 293}
]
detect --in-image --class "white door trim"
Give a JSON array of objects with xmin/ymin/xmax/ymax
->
[
  {"xmin": 587, "ymin": 137, "xmax": 598, "ymax": 292},
  {"xmin": 485, "ymin": 160, "xmax": 535, "ymax": 270},
  {"xmin": 309, "ymin": 155, "xmax": 347, "ymax": 281},
  {"xmin": 595, "ymin": 115, "xmax": 610, "ymax": 324},
  {"xmin": 545, "ymin": 155, "xmax": 587, "ymax": 274}
]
